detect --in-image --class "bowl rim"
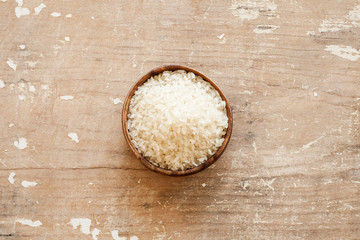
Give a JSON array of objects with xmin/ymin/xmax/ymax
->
[{"xmin": 122, "ymin": 65, "xmax": 233, "ymax": 176}]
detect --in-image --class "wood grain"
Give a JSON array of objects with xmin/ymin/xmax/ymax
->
[{"xmin": 1, "ymin": 0, "xmax": 359, "ymax": 239}]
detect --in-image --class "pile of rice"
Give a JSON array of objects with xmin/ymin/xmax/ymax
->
[{"xmin": 127, "ymin": 70, "xmax": 228, "ymax": 171}]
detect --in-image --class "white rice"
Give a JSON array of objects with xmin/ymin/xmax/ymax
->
[{"xmin": 127, "ymin": 70, "xmax": 228, "ymax": 171}]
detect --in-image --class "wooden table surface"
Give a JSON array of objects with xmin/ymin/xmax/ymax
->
[{"xmin": 1, "ymin": 0, "xmax": 359, "ymax": 239}]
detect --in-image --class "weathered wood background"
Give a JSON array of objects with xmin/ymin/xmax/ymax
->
[{"xmin": 1, "ymin": 0, "xmax": 359, "ymax": 239}]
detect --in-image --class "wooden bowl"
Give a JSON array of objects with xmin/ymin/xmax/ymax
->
[{"xmin": 122, "ymin": 65, "xmax": 233, "ymax": 176}]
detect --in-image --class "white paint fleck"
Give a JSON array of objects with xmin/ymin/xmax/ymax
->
[
  {"xmin": 92, "ymin": 228, "xmax": 100, "ymax": 240},
  {"xmin": 8, "ymin": 172, "xmax": 16, "ymax": 184},
  {"xmin": 65, "ymin": 36, "xmax": 70, "ymax": 41},
  {"xmin": 230, "ymin": 0, "xmax": 277, "ymax": 21},
  {"xmin": 132, "ymin": 63, "xmax": 137, "ymax": 68},
  {"xmin": 348, "ymin": 5, "xmax": 360, "ymax": 22},
  {"xmin": 9, "ymin": 123, "xmax": 15, "ymax": 128},
  {"xmin": 253, "ymin": 212, "xmax": 267, "ymax": 224},
  {"xmin": 91, "ymin": 16, "xmax": 95, "ymax": 20},
  {"xmin": 19, "ymin": 44, "xmax": 26, "ymax": 50},
  {"xmin": 306, "ymin": 31, "xmax": 315, "ymax": 36},
  {"xmin": 65, "ymin": 13, "xmax": 72, "ymax": 18},
  {"xmin": 325, "ymin": 45, "xmax": 360, "ymax": 61},
  {"xmin": 68, "ymin": 133, "xmax": 79, "ymax": 143},
  {"xmin": 154, "ymin": 232, "xmax": 168, "ymax": 240},
  {"xmin": 29, "ymin": 85, "xmax": 36, "ymax": 93},
  {"xmin": 50, "ymin": 12, "xmax": 61, "ymax": 17},
  {"xmin": 112, "ymin": 97, "xmax": 122, "ymax": 105},
  {"xmin": 313, "ymin": 92, "xmax": 318, "ymax": 97},
  {"xmin": 6, "ymin": 59, "xmax": 17, "ymax": 71},
  {"xmin": 88, "ymin": 182, "xmax": 94, "ymax": 185},
  {"xmin": 260, "ymin": 178, "xmax": 276, "ymax": 192},
  {"xmin": 0, "ymin": 79, "xmax": 5, "ymax": 88},
  {"xmin": 318, "ymin": 19, "xmax": 354, "ymax": 33},
  {"xmin": 1, "ymin": 159, "xmax": 9, "ymax": 167},
  {"xmin": 15, "ymin": 7, "xmax": 30, "ymax": 18},
  {"xmin": 60, "ymin": 95, "xmax": 74, "ymax": 100},
  {"xmin": 16, "ymin": 219, "xmax": 42, "ymax": 227},
  {"xmin": 239, "ymin": 91, "xmax": 253, "ymax": 95},
  {"xmin": 130, "ymin": 236, "xmax": 139, "ymax": 240},
  {"xmin": 34, "ymin": 3, "xmax": 46, "ymax": 15},
  {"xmin": 69, "ymin": 218, "xmax": 91, "ymax": 234},
  {"xmin": 16, "ymin": 0, "xmax": 23, "ymax": 6},
  {"xmin": 254, "ymin": 25, "xmax": 279, "ymax": 34},
  {"xmin": 219, "ymin": 36, "xmax": 226, "ymax": 44},
  {"xmin": 14, "ymin": 137, "xmax": 27, "ymax": 149},
  {"xmin": 252, "ymin": 141, "xmax": 257, "ymax": 153},
  {"xmin": 323, "ymin": 179, "xmax": 333, "ymax": 185},
  {"xmin": 111, "ymin": 230, "xmax": 127, "ymax": 240},
  {"xmin": 318, "ymin": 5, "xmax": 360, "ymax": 33},
  {"xmin": 21, "ymin": 180, "xmax": 38, "ymax": 188},
  {"xmin": 231, "ymin": 1, "xmax": 259, "ymax": 21},
  {"xmin": 240, "ymin": 180, "xmax": 250, "ymax": 191},
  {"xmin": 25, "ymin": 61, "xmax": 38, "ymax": 68},
  {"xmin": 202, "ymin": 183, "xmax": 206, "ymax": 187},
  {"xmin": 217, "ymin": 33, "xmax": 225, "ymax": 39},
  {"xmin": 280, "ymin": 114, "xmax": 288, "ymax": 122},
  {"xmin": 301, "ymin": 135, "xmax": 325, "ymax": 150},
  {"xmin": 1, "ymin": 0, "xmax": 7, "ymax": 2},
  {"xmin": 18, "ymin": 95, "xmax": 25, "ymax": 100}
]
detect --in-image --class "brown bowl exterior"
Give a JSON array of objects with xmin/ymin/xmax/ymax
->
[{"xmin": 122, "ymin": 65, "xmax": 233, "ymax": 176}]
